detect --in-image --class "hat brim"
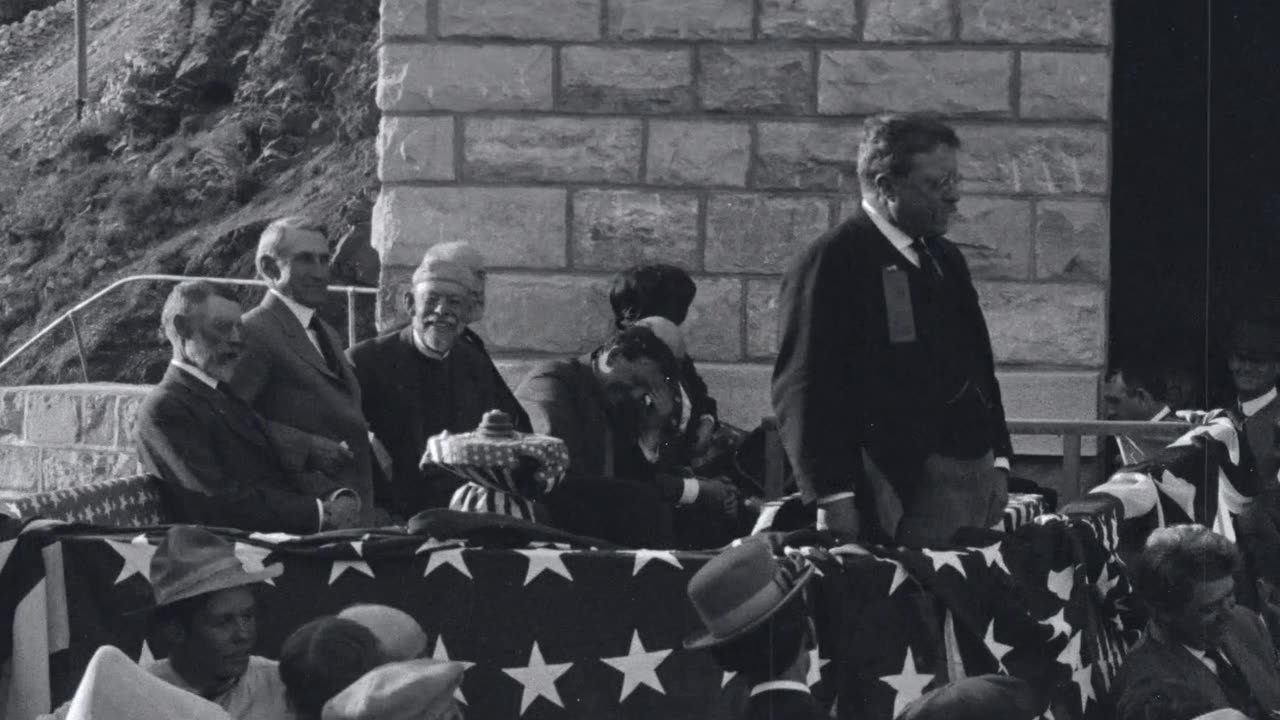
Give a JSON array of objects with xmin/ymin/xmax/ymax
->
[
  {"xmin": 682, "ymin": 564, "xmax": 815, "ymax": 651},
  {"xmin": 129, "ymin": 563, "xmax": 284, "ymax": 615}
]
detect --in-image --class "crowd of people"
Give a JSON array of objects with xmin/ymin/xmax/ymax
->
[{"xmin": 51, "ymin": 111, "xmax": 1279, "ymax": 718}]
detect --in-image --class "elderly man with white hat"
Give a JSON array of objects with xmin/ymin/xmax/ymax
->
[
  {"xmin": 38, "ymin": 526, "xmax": 290, "ymax": 720},
  {"xmin": 347, "ymin": 249, "xmax": 529, "ymax": 518}
]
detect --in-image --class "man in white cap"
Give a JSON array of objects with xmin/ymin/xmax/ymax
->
[
  {"xmin": 38, "ymin": 526, "xmax": 290, "ymax": 720},
  {"xmin": 421, "ymin": 241, "xmax": 488, "ymax": 353},
  {"xmin": 347, "ymin": 253, "xmax": 528, "ymax": 517},
  {"xmin": 338, "ymin": 604, "xmax": 428, "ymax": 661},
  {"xmin": 322, "ymin": 658, "xmax": 466, "ymax": 720}
]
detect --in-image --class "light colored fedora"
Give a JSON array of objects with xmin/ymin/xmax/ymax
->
[
  {"xmin": 683, "ymin": 539, "xmax": 815, "ymax": 650},
  {"xmin": 151, "ymin": 525, "xmax": 282, "ymax": 607}
]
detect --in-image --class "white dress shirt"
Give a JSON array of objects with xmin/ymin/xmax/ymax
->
[
  {"xmin": 1243, "ymin": 387, "xmax": 1278, "ymax": 418},
  {"xmin": 270, "ymin": 289, "xmax": 325, "ymax": 359},
  {"xmin": 749, "ymin": 680, "xmax": 812, "ymax": 697}
]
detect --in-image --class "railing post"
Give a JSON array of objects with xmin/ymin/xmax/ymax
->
[
  {"xmin": 67, "ymin": 311, "xmax": 90, "ymax": 383},
  {"xmin": 1063, "ymin": 433, "xmax": 1083, "ymax": 499},
  {"xmin": 346, "ymin": 288, "xmax": 357, "ymax": 348},
  {"xmin": 74, "ymin": 0, "xmax": 88, "ymax": 121}
]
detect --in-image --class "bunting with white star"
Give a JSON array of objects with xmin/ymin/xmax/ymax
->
[{"xmin": 1, "ymin": 497, "xmax": 1139, "ymax": 720}]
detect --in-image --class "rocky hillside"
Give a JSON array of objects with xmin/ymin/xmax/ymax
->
[{"xmin": 0, "ymin": 0, "xmax": 381, "ymax": 385}]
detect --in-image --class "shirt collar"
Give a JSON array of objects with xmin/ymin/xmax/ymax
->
[
  {"xmin": 171, "ymin": 360, "xmax": 219, "ymax": 390},
  {"xmin": 270, "ymin": 289, "xmax": 316, "ymax": 329},
  {"xmin": 1181, "ymin": 643, "xmax": 1207, "ymax": 661},
  {"xmin": 861, "ymin": 198, "xmax": 916, "ymax": 255},
  {"xmin": 1151, "ymin": 406, "xmax": 1172, "ymax": 422},
  {"xmin": 1242, "ymin": 387, "xmax": 1278, "ymax": 417},
  {"xmin": 749, "ymin": 680, "xmax": 811, "ymax": 697}
]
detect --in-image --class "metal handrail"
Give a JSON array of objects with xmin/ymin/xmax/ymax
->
[{"xmin": 0, "ymin": 274, "xmax": 379, "ymax": 381}]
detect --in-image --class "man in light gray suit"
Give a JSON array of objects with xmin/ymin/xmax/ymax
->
[{"xmin": 229, "ymin": 216, "xmax": 375, "ymax": 523}]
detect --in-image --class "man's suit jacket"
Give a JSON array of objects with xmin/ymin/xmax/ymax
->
[
  {"xmin": 1115, "ymin": 608, "xmax": 1280, "ymax": 715},
  {"xmin": 347, "ymin": 327, "xmax": 529, "ymax": 515},
  {"xmin": 229, "ymin": 292, "xmax": 374, "ymax": 519},
  {"xmin": 744, "ymin": 689, "xmax": 828, "ymax": 720},
  {"xmin": 772, "ymin": 208, "xmax": 1012, "ymax": 502},
  {"xmin": 1244, "ymin": 393, "xmax": 1280, "ymax": 488},
  {"xmin": 133, "ymin": 365, "xmax": 335, "ymax": 533}
]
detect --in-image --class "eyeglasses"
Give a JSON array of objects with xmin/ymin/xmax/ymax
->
[{"xmin": 916, "ymin": 173, "xmax": 961, "ymax": 194}]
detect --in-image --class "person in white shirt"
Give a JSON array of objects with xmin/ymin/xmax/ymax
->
[{"xmin": 1225, "ymin": 317, "xmax": 1280, "ymax": 486}]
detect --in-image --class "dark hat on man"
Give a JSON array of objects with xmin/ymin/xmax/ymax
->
[
  {"xmin": 150, "ymin": 525, "xmax": 282, "ymax": 607},
  {"xmin": 1230, "ymin": 316, "xmax": 1280, "ymax": 359},
  {"xmin": 894, "ymin": 674, "xmax": 1040, "ymax": 720},
  {"xmin": 683, "ymin": 539, "xmax": 815, "ymax": 650}
]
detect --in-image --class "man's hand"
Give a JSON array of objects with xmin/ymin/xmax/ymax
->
[
  {"xmin": 323, "ymin": 494, "xmax": 362, "ymax": 530},
  {"xmin": 697, "ymin": 478, "xmax": 741, "ymax": 518},
  {"xmin": 307, "ymin": 439, "xmax": 355, "ymax": 475},
  {"xmin": 816, "ymin": 495, "xmax": 859, "ymax": 543}
]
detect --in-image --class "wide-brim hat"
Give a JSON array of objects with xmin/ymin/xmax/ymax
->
[
  {"xmin": 338, "ymin": 604, "xmax": 428, "ymax": 662},
  {"xmin": 1229, "ymin": 317, "xmax": 1280, "ymax": 359},
  {"xmin": 683, "ymin": 539, "xmax": 815, "ymax": 650},
  {"xmin": 151, "ymin": 525, "xmax": 283, "ymax": 608},
  {"xmin": 894, "ymin": 674, "xmax": 1039, "ymax": 720},
  {"xmin": 321, "ymin": 658, "xmax": 466, "ymax": 720},
  {"xmin": 66, "ymin": 645, "xmax": 232, "ymax": 720}
]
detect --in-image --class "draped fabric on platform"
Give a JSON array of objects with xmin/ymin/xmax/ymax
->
[{"xmin": 0, "ymin": 499, "xmax": 1139, "ymax": 720}]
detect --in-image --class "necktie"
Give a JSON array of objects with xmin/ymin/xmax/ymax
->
[
  {"xmin": 1205, "ymin": 646, "xmax": 1261, "ymax": 716},
  {"xmin": 308, "ymin": 316, "xmax": 340, "ymax": 373},
  {"xmin": 911, "ymin": 238, "xmax": 943, "ymax": 280}
]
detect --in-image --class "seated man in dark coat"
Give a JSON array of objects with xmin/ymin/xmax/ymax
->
[
  {"xmin": 347, "ymin": 256, "xmax": 528, "ymax": 518},
  {"xmin": 515, "ymin": 325, "xmax": 740, "ymax": 548},
  {"xmin": 133, "ymin": 281, "xmax": 361, "ymax": 534},
  {"xmin": 1116, "ymin": 524, "xmax": 1280, "ymax": 717}
]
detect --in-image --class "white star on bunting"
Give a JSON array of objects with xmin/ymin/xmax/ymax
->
[
  {"xmin": 1057, "ymin": 631, "xmax": 1083, "ymax": 671},
  {"xmin": 1096, "ymin": 564, "xmax": 1121, "ymax": 598},
  {"xmin": 922, "ymin": 549, "xmax": 967, "ymax": 577},
  {"xmin": 631, "ymin": 549, "xmax": 682, "ymax": 576},
  {"xmin": 328, "ymin": 541, "xmax": 375, "ymax": 585},
  {"xmin": 1073, "ymin": 664, "xmax": 1097, "ymax": 710},
  {"xmin": 984, "ymin": 619, "xmax": 1014, "ymax": 671},
  {"xmin": 602, "ymin": 631, "xmax": 671, "ymax": 702},
  {"xmin": 105, "ymin": 534, "xmax": 157, "ymax": 584},
  {"xmin": 1047, "ymin": 566, "xmax": 1075, "ymax": 602},
  {"xmin": 806, "ymin": 646, "xmax": 830, "ymax": 688},
  {"xmin": 1040, "ymin": 609, "xmax": 1071, "ymax": 640},
  {"xmin": 516, "ymin": 548, "xmax": 573, "ymax": 585},
  {"xmin": 234, "ymin": 542, "xmax": 278, "ymax": 585},
  {"xmin": 418, "ymin": 539, "xmax": 472, "ymax": 580},
  {"xmin": 432, "ymin": 636, "xmax": 475, "ymax": 704},
  {"xmin": 876, "ymin": 556, "xmax": 911, "ymax": 595},
  {"xmin": 880, "ymin": 649, "xmax": 935, "ymax": 717},
  {"xmin": 977, "ymin": 542, "xmax": 1011, "ymax": 574},
  {"xmin": 721, "ymin": 671, "xmax": 737, "ymax": 688},
  {"xmin": 138, "ymin": 639, "xmax": 156, "ymax": 666},
  {"xmin": 503, "ymin": 642, "xmax": 573, "ymax": 715}
]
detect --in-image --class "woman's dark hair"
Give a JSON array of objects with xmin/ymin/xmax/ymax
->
[
  {"xmin": 609, "ymin": 264, "xmax": 698, "ymax": 328},
  {"xmin": 278, "ymin": 616, "xmax": 386, "ymax": 720},
  {"xmin": 1129, "ymin": 524, "xmax": 1240, "ymax": 616},
  {"xmin": 707, "ymin": 595, "xmax": 809, "ymax": 685}
]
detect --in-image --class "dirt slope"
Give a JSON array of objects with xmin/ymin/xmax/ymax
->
[{"xmin": 0, "ymin": 0, "xmax": 380, "ymax": 385}]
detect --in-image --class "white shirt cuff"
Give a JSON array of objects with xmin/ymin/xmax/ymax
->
[
  {"xmin": 316, "ymin": 499, "xmax": 325, "ymax": 531},
  {"xmin": 994, "ymin": 457, "xmax": 1011, "ymax": 472},
  {"xmin": 679, "ymin": 478, "xmax": 700, "ymax": 506},
  {"xmin": 817, "ymin": 491, "xmax": 855, "ymax": 506}
]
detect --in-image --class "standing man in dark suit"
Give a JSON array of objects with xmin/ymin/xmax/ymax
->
[
  {"xmin": 133, "ymin": 281, "xmax": 360, "ymax": 533},
  {"xmin": 1117, "ymin": 524, "xmax": 1280, "ymax": 717},
  {"xmin": 683, "ymin": 539, "xmax": 827, "ymax": 720},
  {"xmin": 772, "ymin": 113, "xmax": 1013, "ymax": 547},
  {"xmin": 1227, "ymin": 317, "xmax": 1280, "ymax": 487},
  {"xmin": 230, "ymin": 217, "xmax": 376, "ymax": 523}
]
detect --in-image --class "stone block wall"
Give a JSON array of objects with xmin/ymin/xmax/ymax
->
[
  {"xmin": 373, "ymin": 0, "xmax": 1113, "ymax": 465},
  {"xmin": 0, "ymin": 385, "xmax": 146, "ymax": 499}
]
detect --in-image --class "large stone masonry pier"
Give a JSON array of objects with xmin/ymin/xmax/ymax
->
[{"xmin": 372, "ymin": 0, "xmax": 1114, "ymax": 471}]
